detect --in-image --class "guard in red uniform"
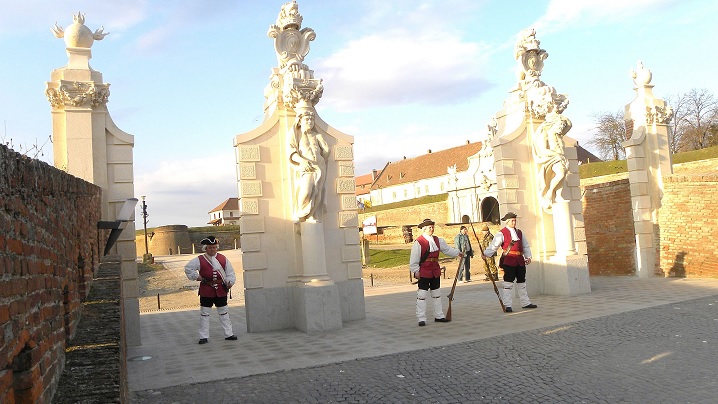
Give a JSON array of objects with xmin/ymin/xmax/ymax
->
[
  {"xmin": 409, "ymin": 218, "xmax": 463, "ymax": 326},
  {"xmin": 184, "ymin": 236, "xmax": 238, "ymax": 344},
  {"xmin": 483, "ymin": 212, "xmax": 536, "ymax": 313}
]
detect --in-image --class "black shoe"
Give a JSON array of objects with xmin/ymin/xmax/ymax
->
[
  {"xmin": 225, "ymin": 335, "xmax": 238, "ymax": 340},
  {"xmin": 198, "ymin": 338, "xmax": 208, "ymax": 344},
  {"xmin": 434, "ymin": 318, "xmax": 451, "ymax": 323},
  {"xmin": 418, "ymin": 321, "xmax": 426, "ymax": 326},
  {"xmin": 522, "ymin": 304, "xmax": 538, "ymax": 309},
  {"xmin": 504, "ymin": 307, "xmax": 513, "ymax": 313}
]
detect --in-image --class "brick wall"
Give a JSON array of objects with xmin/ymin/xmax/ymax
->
[
  {"xmin": 581, "ymin": 179, "xmax": 636, "ymax": 275},
  {"xmin": 660, "ymin": 174, "xmax": 718, "ymax": 277},
  {"xmin": 0, "ymin": 144, "xmax": 103, "ymax": 403}
]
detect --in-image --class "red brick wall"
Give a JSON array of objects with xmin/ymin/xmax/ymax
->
[
  {"xmin": 0, "ymin": 145, "xmax": 102, "ymax": 403},
  {"xmin": 582, "ymin": 179, "xmax": 636, "ymax": 275},
  {"xmin": 660, "ymin": 174, "xmax": 718, "ymax": 277}
]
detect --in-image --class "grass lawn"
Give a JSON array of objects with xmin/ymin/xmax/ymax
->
[{"xmin": 366, "ymin": 249, "xmax": 455, "ymax": 268}]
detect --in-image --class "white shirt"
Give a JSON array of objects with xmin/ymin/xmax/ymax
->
[
  {"xmin": 184, "ymin": 252, "xmax": 237, "ymax": 287},
  {"xmin": 483, "ymin": 228, "xmax": 532, "ymax": 260},
  {"xmin": 409, "ymin": 234, "xmax": 461, "ymax": 274}
]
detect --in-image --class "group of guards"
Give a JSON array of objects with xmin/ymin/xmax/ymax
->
[{"xmin": 181, "ymin": 212, "xmax": 537, "ymax": 343}]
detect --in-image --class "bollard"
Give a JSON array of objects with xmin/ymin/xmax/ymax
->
[
  {"xmin": 177, "ymin": 245, "xmax": 181, "ymax": 255},
  {"xmin": 370, "ymin": 273, "xmax": 374, "ymax": 287},
  {"xmin": 157, "ymin": 293, "xmax": 161, "ymax": 310}
]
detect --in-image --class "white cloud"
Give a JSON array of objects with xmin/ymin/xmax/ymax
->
[
  {"xmin": 316, "ymin": 29, "xmax": 492, "ymax": 111},
  {"xmin": 532, "ymin": 0, "xmax": 681, "ymax": 34}
]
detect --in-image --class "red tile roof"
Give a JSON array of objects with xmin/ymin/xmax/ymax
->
[
  {"xmin": 371, "ymin": 142, "xmax": 483, "ymax": 189},
  {"xmin": 208, "ymin": 198, "xmax": 239, "ymax": 214}
]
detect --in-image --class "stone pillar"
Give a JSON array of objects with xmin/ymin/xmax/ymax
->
[
  {"xmin": 235, "ymin": 2, "xmax": 364, "ymax": 334},
  {"xmin": 47, "ymin": 13, "xmax": 141, "ymax": 345},
  {"xmin": 491, "ymin": 28, "xmax": 589, "ymax": 296},
  {"xmin": 622, "ymin": 62, "xmax": 673, "ymax": 278}
]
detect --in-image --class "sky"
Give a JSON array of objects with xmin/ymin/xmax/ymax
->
[{"xmin": 1, "ymin": 0, "xmax": 716, "ymax": 228}]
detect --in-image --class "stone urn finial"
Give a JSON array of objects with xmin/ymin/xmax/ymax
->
[{"xmin": 52, "ymin": 12, "xmax": 109, "ymax": 48}]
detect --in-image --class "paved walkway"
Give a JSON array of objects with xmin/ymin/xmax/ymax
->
[{"xmin": 128, "ymin": 252, "xmax": 718, "ymax": 403}]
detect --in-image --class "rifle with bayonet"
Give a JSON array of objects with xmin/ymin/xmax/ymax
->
[{"xmin": 469, "ymin": 221, "xmax": 506, "ymax": 312}]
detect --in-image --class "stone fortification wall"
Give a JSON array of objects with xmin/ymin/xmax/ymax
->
[
  {"xmin": 660, "ymin": 173, "xmax": 718, "ymax": 277},
  {"xmin": 359, "ymin": 201, "xmax": 449, "ymax": 244},
  {"xmin": 53, "ymin": 255, "xmax": 125, "ymax": 403},
  {"xmin": 135, "ymin": 226, "xmax": 241, "ymax": 256},
  {"xmin": 358, "ymin": 170, "xmax": 717, "ymax": 279},
  {"xmin": 0, "ymin": 144, "xmax": 103, "ymax": 403},
  {"xmin": 581, "ymin": 178, "xmax": 636, "ymax": 275}
]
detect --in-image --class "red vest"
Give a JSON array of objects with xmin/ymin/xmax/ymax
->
[
  {"xmin": 198, "ymin": 253, "xmax": 229, "ymax": 298},
  {"xmin": 416, "ymin": 236, "xmax": 442, "ymax": 278},
  {"xmin": 500, "ymin": 227, "xmax": 524, "ymax": 267}
]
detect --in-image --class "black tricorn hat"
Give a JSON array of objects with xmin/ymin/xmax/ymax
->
[
  {"xmin": 200, "ymin": 236, "xmax": 219, "ymax": 245},
  {"xmin": 417, "ymin": 218, "xmax": 435, "ymax": 229},
  {"xmin": 501, "ymin": 212, "xmax": 518, "ymax": 221}
]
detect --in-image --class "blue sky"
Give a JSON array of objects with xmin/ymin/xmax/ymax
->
[{"xmin": 1, "ymin": 0, "xmax": 716, "ymax": 228}]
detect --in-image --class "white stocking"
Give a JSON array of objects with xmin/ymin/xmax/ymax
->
[
  {"xmin": 416, "ymin": 289, "xmax": 429, "ymax": 322},
  {"xmin": 502, "ymin": 281, "xmax": 514, "ymax": 308},
  {"xmin": 430, "ymin": 289, "xmax": 444, "ymax": 320},
  {"xmin": 199, "ymin": 306, "xmax": 211, "ymax": 339},
  {"xmin": 217, "ymin": 306, "xmax": 234, "ymax": 337},
  {"xmin": 517, "ymin": 282, "xmax": 531, "ymax": 307}
]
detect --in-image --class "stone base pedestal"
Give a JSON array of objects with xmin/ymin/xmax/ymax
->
[
  {"xmin": 541, "ymin": 255, "xmax": 591, "ymax": 295},
  {"xmin": 336, "ymin": 278, "xmax": 366, "ymax": 322},
  {"xmin": 245, "ymin": 280, "xmax": 353, "ymax": 333},
  {"xmin": 292, "ymin": 281, "xmax": 343, "ymax": 334}
]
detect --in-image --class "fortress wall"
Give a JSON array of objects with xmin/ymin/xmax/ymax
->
[{"xmin": 0, "ymin": 144, "xmax": 104, "ymax": 403}]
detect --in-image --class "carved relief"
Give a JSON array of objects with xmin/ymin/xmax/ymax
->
[
  {"xmin": 238, "ymin": 146, "xmax": 261, "ymax": 162},
  {"xmin": 341, "ymin": 195, "xmax": 358, "ymax": 210},
  {"xmin": 239, "ymin": 162, "xmax": 257, "ymax": 179},
  {"xmin": 289, "ymin": 110, "xmax": 329, "ymax": 222},
  {"xmin": 266, "ymin": 0, "xmax": 323, "ymax": 110},
  {"xmin": 334, "ymin": 145, "xmax": 354, "ymax": 161},
  {"xmin": 646, "ymin": 105, "xmax": 673, "ymax": 124},
  {"xmin": 338, "ymin": 162, "xmax": 354, "ymax": 177},
  {"xmin": 240, "ymin": 181, "xmax": 263, "ymax": 197},
  {"xmin": 336, "ymin": 178, "xmax": 356, "ymax": 194},
  {"xmin": 240, "ymin": 198, "xmax": 259, "ymax": 215},
  {"xmin": 533, "ymin": 111, "xmax": 571, "ymax": 211},
  {"xmin": 45, "ymin": 81, "xmax": 110, "ymax": 109}
]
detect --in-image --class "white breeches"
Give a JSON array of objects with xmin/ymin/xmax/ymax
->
[
  {"xmin": 199, "ymin": 305, "xmax": 234, "ymax": 339},
  {"xmin": 503, "ymin": 281, "xmax": 531, "ymax": 308},
  {"xmin": 416, "ymin": 289, "xmax": 445, "ymax": 322}
]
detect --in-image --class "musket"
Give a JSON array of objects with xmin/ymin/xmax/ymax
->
[
  {"xmin": 469, "ymin": 221, "xmax": 506, "ymax": 312},
  {"xmin": 445, "ymin": 257, "xmax": 464, "ymax": 321}
]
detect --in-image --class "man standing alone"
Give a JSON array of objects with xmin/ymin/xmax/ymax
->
[
  {"xmin": 454, "ymin": 226, "xmax": 473, "ymax": 282},
  {"xmin": 483, "ymin": 213, "xmax": 537, "ymax": 313},
  {"xmin": 410, "ymin": 219, "xmax": 463, "ymax": 326},
  {"xmin": 184, "ymin": 236, "xmax": 238, "ymax": 344}
]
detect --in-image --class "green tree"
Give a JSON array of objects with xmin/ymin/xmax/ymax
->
[{"xmin": 587, "ymin": 110, "xmax": 626, "ymax": 160}]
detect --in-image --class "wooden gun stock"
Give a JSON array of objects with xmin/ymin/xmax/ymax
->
[{"xmin": 445, "ymin": 258, "xmax": 464, "ymax": 321}]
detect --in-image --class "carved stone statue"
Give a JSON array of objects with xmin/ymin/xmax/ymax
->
[
  {"xmin": 289, "ymin": 110, "xmax": 330, "ymax": 222},
  {"xmin": 533, "ymin": 110, "xmax": 572, "ymax": 210}
]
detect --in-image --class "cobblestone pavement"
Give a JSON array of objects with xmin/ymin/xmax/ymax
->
[{"xmin": 131, "ymin": 294, "xmax": 718, "ymax": 403}]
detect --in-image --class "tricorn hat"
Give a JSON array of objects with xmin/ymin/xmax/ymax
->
[
  {"xmin": 501, "ymin": 212, "xmax": 517, "ymax": 221},
  {"xmin": 200, "ymin": 236, "xmax": 219, "ymax": 245},
  {"xmin": 417, "ymin": 218, "xmax": 435, "ymax": 229},
  {"xmin": 481, "ymin": 223, "xmax": 489, "ymax": 231}
]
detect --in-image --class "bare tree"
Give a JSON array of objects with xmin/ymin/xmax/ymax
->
[
  {"xmin": 665, "ymin": 93, "xmax": 689, "ymax": 154},
  {"xmin": 587, "ymin": 110, "xmax": 626, "ymax": 160},
  {"xmin": 672, "ymin": 88, "xmax": 718, "ymax": 151}
]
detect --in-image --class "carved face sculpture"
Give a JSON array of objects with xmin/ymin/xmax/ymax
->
[{"xmin": 300, "ymin": 112, "xmax": 315, "ymax": 132}]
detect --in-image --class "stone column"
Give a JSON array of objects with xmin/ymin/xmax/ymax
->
[
  {"xmin": 622, "ymin": 62, "xmax": 673, "ymax": 278},
  {"xmin": 47, "ymin": 13, "xmax": 141, "ymax": 345}
]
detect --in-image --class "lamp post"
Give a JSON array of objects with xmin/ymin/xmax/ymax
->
[{"xmin": 141, "ymin": 196, "xmax": 152, "ymax": 263}]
